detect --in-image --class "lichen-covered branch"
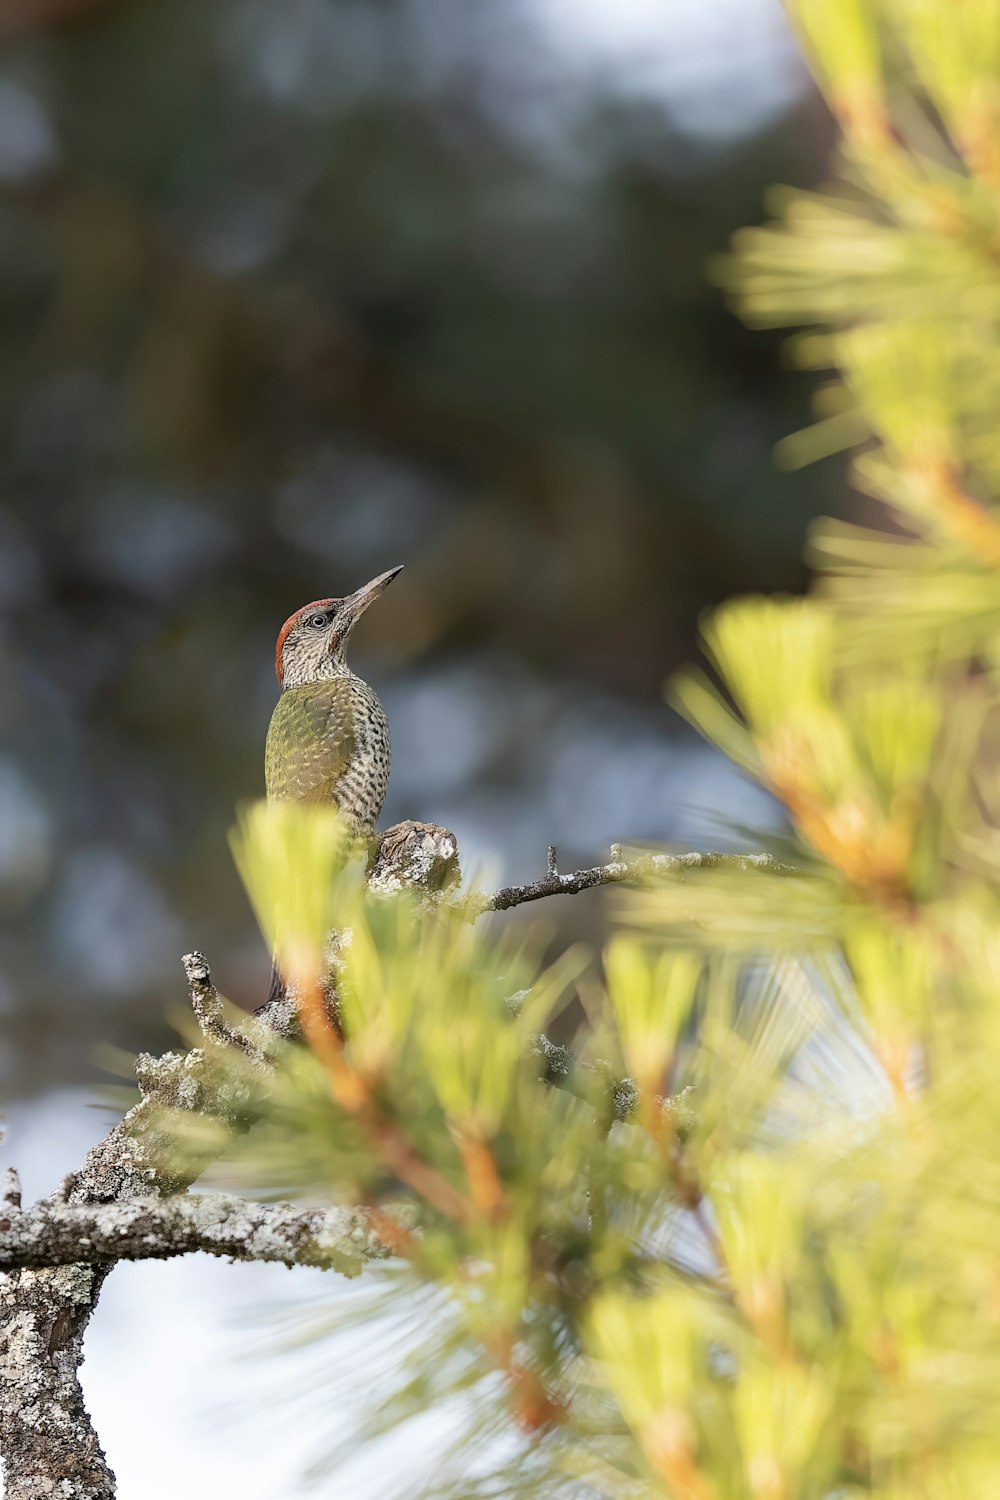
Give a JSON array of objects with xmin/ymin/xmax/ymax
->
[
  {"xmin": 1, "ymin": 1261, "xmax": 117, "ymax": 1500},
  {"xmin": 0, "ymin": 1195, "xmax": 389, "ymax": 1277},
  {"xmin": 0, "ymin": 818, "xmax": 459, "ymax": 1500},
  {"xmin": 184, "ymin": 950, "xmax": 268, "ymax": 1061},
  {"xmin": 464, "ymin": 846, "xmax": 783, "ymax": 917},
  {"xmin": 366, "ymin": 819, "xmax": 461, "ymax": 899},
  {"xmin": 0, "ymin": 1001, "xmax": 274, "ymax": 1500}
]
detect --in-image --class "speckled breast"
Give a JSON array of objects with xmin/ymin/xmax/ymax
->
[{"xmin": 336, "ymin": 676, "xmax": 391, "ymax": 833}]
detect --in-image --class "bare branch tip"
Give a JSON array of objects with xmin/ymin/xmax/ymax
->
[
  {"xmin": 55, "ymin": 1171, "xmax": 79, "ymax": 1204},
  {"xmin": 2, "ymin": 1166, "xmax": 22, "ymax": 1209},
  {"xmin": 183, "ymin": 950, "xmax": 212, "ymax": 988}
]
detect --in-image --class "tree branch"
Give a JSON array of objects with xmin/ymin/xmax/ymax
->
[
  {"xmin": 0, "ymin": 1194, "xmax": 390, "ymax": 1276},
  {"xmin": 464, "ymin": 848, "xmax": 784, "ymax": 917},
  {"xmin": 0, "ymin": 818, "xmax": 459, "ymax": 1500},
  {"xmin": 184, "ymin": 950, "xmax": 268, "ymax": 1061}
]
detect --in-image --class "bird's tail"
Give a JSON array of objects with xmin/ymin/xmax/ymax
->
[{"xmin": 256, "ymin": 959, "xmax": 286, "ymax": 1015}]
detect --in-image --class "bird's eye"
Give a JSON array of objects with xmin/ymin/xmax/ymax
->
[{"xmin": 308, "ymin": 613, "xmax": 329, "ymax": 629}]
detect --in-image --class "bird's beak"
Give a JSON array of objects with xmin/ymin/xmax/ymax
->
[{"xmin": 339, "ymin": 565, "xmax": 404, "ymax": 637}]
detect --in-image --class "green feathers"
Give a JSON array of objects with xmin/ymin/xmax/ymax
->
[{"xmin": 264, "ymin": 680, "xmax": 355, "ymax": 806}]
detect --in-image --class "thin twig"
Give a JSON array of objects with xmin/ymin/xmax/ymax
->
[
  {"xmin": 183, "ymin": 950, "xmax": 266, "ymax": 1060},
  {"xmin": 464, "ymin": 848, "xmax": 785, "ymax": 918}
]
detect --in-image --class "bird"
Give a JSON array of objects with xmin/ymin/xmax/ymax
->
[
  {"xmin": 266, "ymin": 565, "xmax": 402, "ymax": 825},
  {"xmin": 260, "ymin": 564, "xmax": 403, "ymax": 1008}
]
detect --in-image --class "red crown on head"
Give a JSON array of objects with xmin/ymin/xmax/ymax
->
[{"xmin": 275, "ymin": 599, "xmax": 337, "ymax": 684}]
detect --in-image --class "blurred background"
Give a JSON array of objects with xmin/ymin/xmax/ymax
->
[{"xmin": 0, "ymin": 0, "xmax": 841, "ymax": 1493}]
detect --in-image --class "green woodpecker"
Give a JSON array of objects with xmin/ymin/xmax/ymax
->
[
  {"xmin": 265, "ymin": 565, "xmax": 403, "ymax": 825},
  {"xmin": 260, "ymin": 565, "xmax": 402, "ymax": 1007}
]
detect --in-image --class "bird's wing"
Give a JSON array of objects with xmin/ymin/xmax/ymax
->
[{"xmin": 264, "ymin": 680, "xmax": 356, "ymax": 804}]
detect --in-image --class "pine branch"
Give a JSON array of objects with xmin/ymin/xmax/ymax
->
[{"xmin": 0, "ymin": 821, "xmax": 766, "ymax": 1497}]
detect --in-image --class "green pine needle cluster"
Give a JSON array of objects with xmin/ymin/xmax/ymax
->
[{"xmin": 160, "ymin": 4, "xmax": 1000, "ymax": 1494}]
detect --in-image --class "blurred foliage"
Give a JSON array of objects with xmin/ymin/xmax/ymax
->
[
  {"xmin": 0, "ymin": 0, "xmax": 833, "ymax": 1097},
  {"xmin": 153, "ymin": 1, "xmax": 1000, "ymax": 1494}
]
